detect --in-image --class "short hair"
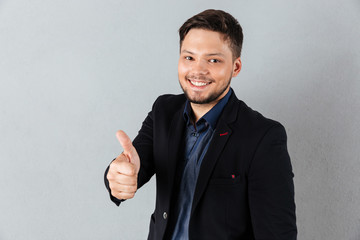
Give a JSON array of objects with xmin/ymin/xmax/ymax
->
[{"xmin": 179, "ymin": 9, "xmax": 243, "ymax": 59}]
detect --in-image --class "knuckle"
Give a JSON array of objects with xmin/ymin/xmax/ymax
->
[
  {"xmin": 110, "ymin": 159, "xmax": 119, "ymax": 168},
  {"xmin": 117, "ymin": 153, "xmax": 128, "ymax": 162},
  {"xmin": 115, "ymin": 192, "xmax": 124, "ymax": 199},
  {"xmin": 127, "ymin": 193, "xmax": 135, "ymax": 199},
  {"xmin": 118, "ymin": 162, "xmax": 136, "ymax": 176},
  {"xmin": 118, "ymin": 192, "xmax": 133, "ymax": 200},
  {"xmin": 129, "ymin": 167, "xmax": 136, "ymax": 176},
  {"xmin": 107, "ymin": 172, "xmax": 114, "ymax": 180},
  {"xmin": 126, "ymin": 185, "xmax": 137, "ymax": 192},
  {"xmin": 109, "ymin": 183, "xmax": 118, "ymax": 193},
  {"xmin": 131, "ymin": 178, "xmax": 138, "ymax": 186},
  {"xmin": 122, "ymin": 185, "xmax": 130, "ymax": 192}
]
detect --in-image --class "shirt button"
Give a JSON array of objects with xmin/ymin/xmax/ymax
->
[{"xmin": 163, "ymin": 212, "xmax": 168, "ymax": 219}]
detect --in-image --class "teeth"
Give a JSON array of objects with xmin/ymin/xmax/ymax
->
[{"xmin": 190, "ymin": 80, "xmax": 208, "ymax": 86}]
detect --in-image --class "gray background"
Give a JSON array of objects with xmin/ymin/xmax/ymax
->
[{"xmin": 0, "ymin": 0, "xmax": 359, "ymax": 239}]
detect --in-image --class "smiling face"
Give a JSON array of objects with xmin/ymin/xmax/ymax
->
[{"xmin": 178, "ymin": 28, "xmax": 242, "ymax": 106}]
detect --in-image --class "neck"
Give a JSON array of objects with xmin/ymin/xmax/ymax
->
[
  {"xmin": 190, "ymin": 101, "xmax": 218, "ymax": 123},
  {"xmin": 189, "ymin": 88, "xmax": 231, "ymax": 123}
]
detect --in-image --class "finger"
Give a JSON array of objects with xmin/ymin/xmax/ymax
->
[
  {"xmin": 108, "ymin": 165, "xmax": 137, "ymax": 185},
  {"xmin": 114, "ymin": 152, "xmax": 128, "ymax": 163},
  {"xmin": 113, "ymin": 191, "xmax": 136, "ymax": 200},
  {"xmin": 115, "ymin": 130, "xmax": 141, "ymax": 174},
  {"xmin": 113, "ymin": 173, "xmax": 137, "ymax": 186},
  {"xmin": 110, "ymin": 183, "xmax": 137, "ymax": 193},
  {"xmin": 116, "ymin": 130, "xmax": 135, "ymax": 158},
  {"xmin": 116, "ymin": 160, "xmax": 137, "ymax": 176},
  {"xmin": 109, "ymin": 159, "xmax": 137, "ymax": 176}
]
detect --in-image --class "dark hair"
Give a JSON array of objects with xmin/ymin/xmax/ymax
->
[{"xmin": 179, "ymin": 9, "xmax": 243, "ymax": 59}]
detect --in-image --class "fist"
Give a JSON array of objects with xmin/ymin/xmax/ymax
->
[{"xmin": 107, "ymin": 130, "xmax": 140, "ymax": 200}]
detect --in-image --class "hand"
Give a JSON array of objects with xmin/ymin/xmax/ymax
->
[{"xmin": 107, "ymin": 130, "xmax": 140, "ymax": 200}]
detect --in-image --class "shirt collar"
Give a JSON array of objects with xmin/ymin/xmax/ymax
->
[{"xmin": 183, "ymin": 88, "xmax": 232, "ymax": 130}]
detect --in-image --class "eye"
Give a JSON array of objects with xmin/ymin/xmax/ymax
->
[
  {"xmin": 209, "ymin": 59, "xmax": 220, "ymax": 63},
  {"xmin": 185, "ymin": 56, "xmax": 193, "ymax": 60}
]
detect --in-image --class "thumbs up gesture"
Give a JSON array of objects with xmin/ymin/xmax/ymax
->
[{"xmin": 107, "ymin": 130, "xmax": 140, "ymax": 200}]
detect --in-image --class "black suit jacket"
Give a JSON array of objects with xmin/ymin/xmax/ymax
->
[{"xmin": 105, "ymin": 91, "xmax": 297, "ymax": 239}]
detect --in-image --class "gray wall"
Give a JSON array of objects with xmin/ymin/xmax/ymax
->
[{"xmin": 0, "ymin": 0, "xmax": 359, "ymax": 239}]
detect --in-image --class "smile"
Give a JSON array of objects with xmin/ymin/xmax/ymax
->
[{"xmin": 189, "ymin": 80, "xmax": 211, "ymax": 87}]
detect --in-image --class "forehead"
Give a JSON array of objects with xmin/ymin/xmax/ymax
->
[{"xmin": 181, "ymin": 29, "xmax": 232, "ymax": 54}]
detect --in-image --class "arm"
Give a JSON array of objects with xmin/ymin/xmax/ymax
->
[{"xmin": 248, "ymin": 123, "xmax": 297, "ymax": 239}]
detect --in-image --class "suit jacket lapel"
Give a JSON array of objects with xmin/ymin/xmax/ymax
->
[
  {"xmin": 191, "ymin": 93, "xmax": 239, "ymax": 215},
  {"xmin": 165, "ymin": 105, "xmax": 186, "ymax": 204}
]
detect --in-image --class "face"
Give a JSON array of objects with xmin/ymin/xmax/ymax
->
[{"xmin": 178, "ymin": 29, "xmax": 241, "ymax": 105}]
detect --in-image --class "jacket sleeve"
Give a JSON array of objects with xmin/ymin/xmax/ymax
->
[{"xmin": 248, "ymin": 123, "xmax": 297, "ymax": 239}]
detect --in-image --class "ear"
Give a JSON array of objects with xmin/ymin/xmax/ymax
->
[{"xmin": 232, "ymin": 57, "xmax": 242, "ymax": 77}]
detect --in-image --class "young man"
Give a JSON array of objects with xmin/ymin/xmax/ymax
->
[{"xmin": 105, "ymin": 9, "xmax": 297, "ymax": 239}]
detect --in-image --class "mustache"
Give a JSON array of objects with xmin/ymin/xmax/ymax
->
[{"xmin": 185, "ymin": 74, "xmax": 214, "ymax": 82}]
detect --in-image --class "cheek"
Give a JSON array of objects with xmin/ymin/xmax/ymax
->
[
  {"xmin": 211, "ymin": 66, "xmax": 229, "ymax": 79},
  {"xmin": 178, "ymin": 61, "xmax": 189, "ymax": 78}
]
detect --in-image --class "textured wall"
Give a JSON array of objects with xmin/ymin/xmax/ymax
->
[{"xmin": 0, "ymin": 0, "xmax": 359, "ymax": 239}]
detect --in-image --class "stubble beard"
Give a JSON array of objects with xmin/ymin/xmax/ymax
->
[{"xmin": 180, "ymin": 76, "xmax": 232, "ymax": 104}]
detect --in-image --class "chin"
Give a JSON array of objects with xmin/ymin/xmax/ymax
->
[{"xmin": 184, "ymin": 91, "xmax": 218, "ymax": 104}]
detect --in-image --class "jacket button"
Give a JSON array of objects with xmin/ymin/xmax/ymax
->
[{"xmin": 163, "ymin": 212, "xmax": 168, "ymax": 219}]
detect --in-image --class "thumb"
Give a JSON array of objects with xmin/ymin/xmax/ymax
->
[
  {"xmin": 116, "ymin": 130, "xmax": 133, "ymax": 155},
  {"xmin": 116, "ymin": 130, "xmax": 140, "ymax": 172}
]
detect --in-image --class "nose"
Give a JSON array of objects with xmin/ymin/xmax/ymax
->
[{"xmin": 192, "ymin": 59, "xmax": 209, "ymax": 75}]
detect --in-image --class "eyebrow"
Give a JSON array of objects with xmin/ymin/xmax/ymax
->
[
  {"xmin": 181, "ymin": 50, "xmax": 194, "ymax": 55},
  {"xmin": 206, "ymin": 53, "xmax": 225, "ymax": 57},
  {"xmin": 181, "ymin": 49, "xmax": 225, "ymax": 57}
]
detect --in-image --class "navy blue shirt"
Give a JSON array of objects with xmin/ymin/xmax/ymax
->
[{"xmin": 171, "ymin": 89, "xmax": 232, "ymax": 239}]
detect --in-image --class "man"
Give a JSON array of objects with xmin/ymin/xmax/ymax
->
[{"xmin": 105, "ymin": 9, "xmax": 297, "ymax": 240}]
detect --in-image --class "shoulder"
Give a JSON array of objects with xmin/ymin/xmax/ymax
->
[
  {"xmin": 241, "ymin": 101, "xmax": 282, "ymax": 129},
  {"xmin": 151, "ymin": 93, "xmax": 187, "ymax": 113},
  {"xmin": 228, "ymin": 92, "xmax": 286, "ymax": 139}
]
